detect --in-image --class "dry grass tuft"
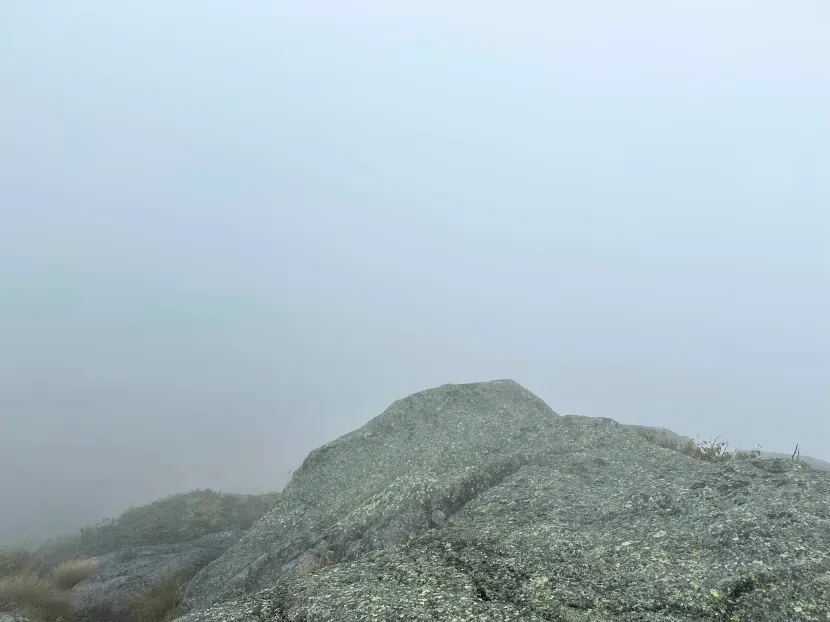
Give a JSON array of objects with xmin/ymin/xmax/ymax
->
[
  {"xmin": 52, "ymin": 556, "xmax": 100, "ymax": 589},
  {"xmin": 0, "ymin": 572, "xmax": 73, "ymax": 621},
  {"xmin": 130, "ymin": 574, "xmax": 184, "ymax": 622},
  {"xmin": 299, "ymin": 548, "xmax": 337, "ymax": 576}
]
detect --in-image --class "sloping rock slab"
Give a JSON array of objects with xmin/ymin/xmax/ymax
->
[
  {"xmin": 179, "ymin": 380, "xmax": 830, "ymax": 621},
  {"xmin": 71, "ymin": 531, "xmax": 241, "ymax": 622}
]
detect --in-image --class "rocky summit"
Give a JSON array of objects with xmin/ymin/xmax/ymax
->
[{"xmin": 171, "ymin": 379, "xmax": 830, "ymax": 621}]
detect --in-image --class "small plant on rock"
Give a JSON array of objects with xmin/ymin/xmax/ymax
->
[
  {"xmin": 636, "ymin": 428, "xmax": 768, "ymax": 464},
  {"xmin": 682, "ymin": 435, "xmax": 733, "ymax": 463},
  {"xmin": 734, "ymin": 444, "xmax": 763, "ymax": 460}
]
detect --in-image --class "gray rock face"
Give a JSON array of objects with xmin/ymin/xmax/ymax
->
[
  {"xmin": 71, "ymin": 531, "xmax": 241, "ymax": 622},
  {"xmin": 178, "ymin": 379, "xmax": 830, "ymax": 621}
]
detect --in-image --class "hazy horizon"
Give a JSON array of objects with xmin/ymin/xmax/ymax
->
[{"xmin": 1, "ymin": 2, "xmax": 827, "ymax": 547}]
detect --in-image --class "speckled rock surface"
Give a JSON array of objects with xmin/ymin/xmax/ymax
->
[{"xmin": 177, "ymin": 380, "xmax": 830, "ymax": 621}]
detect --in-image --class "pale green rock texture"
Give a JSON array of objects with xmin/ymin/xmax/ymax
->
[{"xmin": 176, "ymin": 380, "xmax": 830, "ymax": 621}]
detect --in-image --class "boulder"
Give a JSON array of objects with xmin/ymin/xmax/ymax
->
[
  {"xmin": 70, "ymin": 531, "xmax": 241, "ymax": 622},
  {"xmin": 176, "ymin": 379, "xmax": 830, "ymax": 621}
]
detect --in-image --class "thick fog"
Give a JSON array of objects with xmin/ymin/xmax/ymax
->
[{"xmin": 1, "ymin": 2, "xmax": 827, "ymax": 547}]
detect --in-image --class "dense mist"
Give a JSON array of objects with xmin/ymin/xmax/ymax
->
[{"xmin": 1, "ymin": 2, "xmax": 827, "ymax": 547}]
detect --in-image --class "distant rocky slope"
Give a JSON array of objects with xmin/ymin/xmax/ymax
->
[
  {"xmin": 175, "ymin": 380, "xmax": 830, "ymax": 621},
  {"xmin": 1, "ymin": 490, "xmax": 278, "ymax": 622},
  {"xmin": 35, "ymin": 489, "xmax": 280, "ymax": 566}
]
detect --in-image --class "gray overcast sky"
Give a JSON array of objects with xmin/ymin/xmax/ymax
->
[{"xmin": 1, "ymin": 2, "xmax": 827, "ymax": 545}]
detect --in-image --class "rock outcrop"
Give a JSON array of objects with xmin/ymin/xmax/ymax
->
[
  {"xmin": 71, "ymin": 531, "xmax": 241, "ymax": 622},
  {"xmin": 176, "ymin": 379, "xmax": 830, "ymax": 621}
]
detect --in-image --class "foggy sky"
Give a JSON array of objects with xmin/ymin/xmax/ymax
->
[{"xmin": 1, "ymin": 2, "xmax": 827, "ymax": 546}]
